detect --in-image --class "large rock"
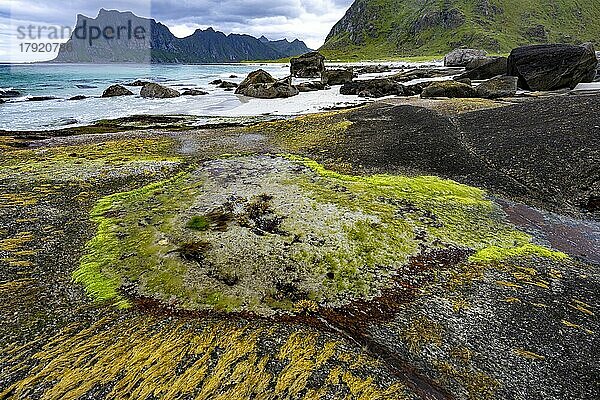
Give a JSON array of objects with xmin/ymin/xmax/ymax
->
[
  {"xmin": 140, "ymin": 83, "xmax": 181, "ymax": 98},
  {"xmin": 444, "ymin": 48, "xmax": 487, "ymax": 67},
  {"xmin": 290, "ymin": 51, "xmax": 325, "ymax": 78},
  {"xmin": 218, "ymin": 81, "xmax": 238, "ymax": 89},
  {"xmin": 296, "ymin": 81, "xmax": 327, "ymax": 92},
  {"xmin": 101, "ymin": 84, "xmax": 133, "ymax": 98},
  {"xmin": 507, "ymin": 44, "xmax": 598, "ymax": 90},
  {"xmin": 235, "ymin": 69, "xmax": 277, "ymax": 93},
  {"xmin": 321, "ymin": 68, "xmax": 353, "ymax": 85},
  {"xmin": 0, "ymin": 89, "xmax": 21, "ymax": 98},
  {"xmin": 476, "ymin": 76, "xmax": 518, "ymax": 99},
  {"xmin": 340, "ymin": 79, "xmax": 405, "ymax": 98},
  {"xmin": 236, "ymin": 73, "xmax": 299, "ymax": 99},
  {"xmin": 457, "ymin": 57, "xmax": 508, "ymax": 80},
  {"xmin": 421, "ymin": 80, "xmax": 477, "ymax": 98}
]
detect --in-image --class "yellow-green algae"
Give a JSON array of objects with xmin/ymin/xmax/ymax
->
[
  {"xmin": 74, "ymin": 155, "xmax": 566, "ymax": 314},
  {"xmin": 1, "ymin": 315, "xmax": 410, "ymax": 399},
  {"xmin": 0, "ymin": 137, "xmax": 181, "ymax": 182}
]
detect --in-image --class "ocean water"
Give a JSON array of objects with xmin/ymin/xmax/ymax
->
[{"xmin": 0, "ymin": 63, "xmax": 296, "ymax": 131}]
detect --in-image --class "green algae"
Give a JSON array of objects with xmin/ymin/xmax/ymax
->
[{"xmin": 74, "ymin": 155, "xmax": 566, "ymax": 314}]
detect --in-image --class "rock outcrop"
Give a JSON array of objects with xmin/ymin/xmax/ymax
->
[
  {"xmin": 140, "ymin": 83, "xmax": 181, "ymax": 98},
  {"xmin": 457, "ymin": 57, "xmax": 508, "ymax": 80},
  {"xmin": 235, "ymin": 71, "xmax": 299, "ymax": 98},
  {"xmin": 101, "ymin": 84, "xmax": 134, "ymax": 98},
  {"xmin": 508, "ymin": 44, "xmax": 598, "ymax": 90},
  {"xmin": 340, "ymin": 78, "xmax": 405, "ymax": 98},
  {"xmin": 290, "ymin": 52, "xmax": 326, "ymax": 78},
  {"xmin": 321, "ymin": 68, "xmax": 354, "ymax": 85},
  {"xmin": 421, "ymin": 80, "xmax": 477, "ymax": 98},
  {"xmin": 475, "ymin": 76, "xmax": 518, "ymax": 98}
]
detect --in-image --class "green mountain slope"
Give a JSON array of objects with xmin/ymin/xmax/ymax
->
[{"xmin": 321, "ymin": 0, "xmax": 600, "ymax": 59}]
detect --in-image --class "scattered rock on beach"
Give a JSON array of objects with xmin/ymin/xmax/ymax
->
[
  {"xmin": 290, "ymin": 51, "xmax": 325, "ymax": 78},
  {"xmin": 421, "ymin": 80, "xmax": 477, "ymax": 98},
  {"xmin": 75, "ymin": 84, "xmax": 97, "ymax": 89},
  {"xmin": 389, "ymin": 68, "xmax": 455, "ymax": 82},
  {"xmin": 296, "ymin": 81, "xmax": 327, "ymax": 92},
  {"xmin": 340, "ymin": 78, "xmax": 405, "ymax": 98},
  {"xmin": 126, "ymin": 80, "xmax": 151, "ymax": 87},
  {"xmin": 508, "ymin": 43, "xmax": 598, "ymax": 90},
  {"xmin": 355, "ymin": 65, "xmax": 392, "ymax": 74},
  {"xmin": 140, "ymin": 83, "xmax": 181, "ymax": 98},
  {"xmin": 444, "ymin": 48, "xmax": 487, "ymax": 67},
  {"xmin": 476, "ymin": 76, "xmax": 518, "ymax": 99},
  {"xmin": 27, "ymin": 96, "xmax": 60, "ymax": 102},
  {"xmin": 181, "ymin": 89, "xmax": 208, "ymax": 96},
  {"xmin": 68, "ymin": 95, "xmax": 87, "ymax": 101},
  {"xmin": 209, "ymin": 79, "xmax": 223, "ymax": 85},
  {"xmin": 218, "ymin": 81, "xmax": 238, "ymax": 89},
  {"xmin": 0, "ymin": 89, "xmax": 21, "ymax": 98},
  {"xmin": 457, "ymin": 57, "xmax": 508, "ymax": 80},
  {"xmin": 321, "ymin": 68, "xmax": 353, "ymax": 85},
  {"xmin": 236, "ymin": 71, "xmax": 298, "ymax": 98},
  {"xmin": 0, "ymin": 98, "xmax": 5, "ymax": 104},
  {"xmin": 102, "ymin": 84, "xmax": 134, "ymax": 98}
]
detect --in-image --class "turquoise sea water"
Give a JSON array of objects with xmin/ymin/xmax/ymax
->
[{"xmin": 0, "ymin": 63, "xmax": 290, "ymax": 131}]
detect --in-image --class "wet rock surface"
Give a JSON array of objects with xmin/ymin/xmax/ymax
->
[
  {"xmin": 101, "ymin": 84, "xmax": 134, "ymax": 97},
  {"xmin": 140, "ymin": 82, "xmax": 181, "ymax": 98},
  {"xmin": 290, "ymin": 51, "xmax": 326, "ymax": 78},
  {"xmin": 0, "ymin": 98, "xmax": 598, "ymax": 400}
]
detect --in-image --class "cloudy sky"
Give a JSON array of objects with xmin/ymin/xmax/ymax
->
[{"xmin": 0, "ymin": 0, "xmax": 353, "ymax": 62}]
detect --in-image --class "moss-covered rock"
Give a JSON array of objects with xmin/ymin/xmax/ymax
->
[{"xmin": 75, "ymin": 155, "xmax": 564, "ymax": 314}]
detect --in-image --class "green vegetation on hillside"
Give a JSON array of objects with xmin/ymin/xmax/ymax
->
[{"xmin": 321, "ymin": 0, "xmax": 600, "ymax": 59}]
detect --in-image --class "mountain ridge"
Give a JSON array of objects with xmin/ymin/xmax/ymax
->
[
  {"xmin": 321, "ymin": 0, "xmax": 600, "ymax": 59},
  {"xmin": 52, "ymin": 9, "xmax": 311, "ymax": 64}
]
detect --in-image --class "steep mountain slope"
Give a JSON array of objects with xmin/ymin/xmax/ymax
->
[
  {"xmin": 52, "ymin": 9, "xmax": 310, "ymax": 63},
  {"xmin": 321, "ymin": 0, "xmax": 600, "ymax": 59}
]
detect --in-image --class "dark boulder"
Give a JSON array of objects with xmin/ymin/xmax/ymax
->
[
  {"xmin": 0, "ymin": 89, "xmax": 21, "ymax": 98},
  {"xmin": 126, "ymin": 80, "xmax": 151, "ymax": 87},
  {"xmin": 209, "ymin": 79, "xmax": 223, "ymax": 85},
  {"xmin": 75, "ymin": 84, "xmax": 97, "ymax": 89},
  {"xmin": 457, "ymin": 57, "xmax": 507, "ymax": 80},
  {"xmin": 140, "ymin": 83, "xmax": 181, "ymax": 98},
  {"xmin": 102, "ymin": 84, "xmax": 134, "ymax": 98},
  {"xmin": 27, "ymin": 96, "xmax": 60, "ymax": 102},
  {"xmin": 421, "ymin": 81, "xmax": 477, "ymax": 98},
  {"xmin": 507, "ymin": 44, "xmax": 598, "ymax": 90},
  {"xmin": 181, "ymin": 89, "xmax": 208, "ymax": 96},
  {"xmin": 236, "ymin": 73, "xmax": 298, "ymax": 99},
  {"xmin": 475, "ymin": 76, "xmax": 518, "ymax": 99},
  {"xmin": 290, "ymin": 51, "xmax": 326, "ymax": 78},
  {"xmin": 404, "ymin": 81, "xmax": 434, "ymax": 96},
  {"xmin": 444, "ymin": 48, "xmax": 487, "ymax": 67},
  {"xmin": 453, "ymin": 77, "xmax": 472, "ymax": 86},
  {"xmin": 296, "ymin": 81, "xmax": 327, "ymax": 92},
  {"xmin": 69, "ymin": 95, "xmax": 87, "ymax": 101},
  {"xmin": 390, "ymin": 68, "xmax": 455, "ymax": 83},
  {"xmin": 235, "ymin": 69, "xmax": 276, "ymax": 93},
  {"xmin": 355, "ymin": 65, "xmax": 392, "ymax": 74},
  {"xmin": 0, "ymin": 98, "xmax": 5, "ymax": 104},
  {"xmin": 322, "ymin": 68, "xmax": 353, "ymax": 85},
  {"xmin": 340, "ymin": 79, "xmax": 405, "ymax": 98},
  {"xmin": 218, "ymin": 81, "xmax": 238, "ymax": 89}
]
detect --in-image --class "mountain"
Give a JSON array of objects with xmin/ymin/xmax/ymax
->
[
  {"xmin": 321, "ymin": 0, "xmax": 600, "ymax": 59},
  {"xmin": 52, "ymin": 9, "xmax": 311, "ymax": 63}
]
